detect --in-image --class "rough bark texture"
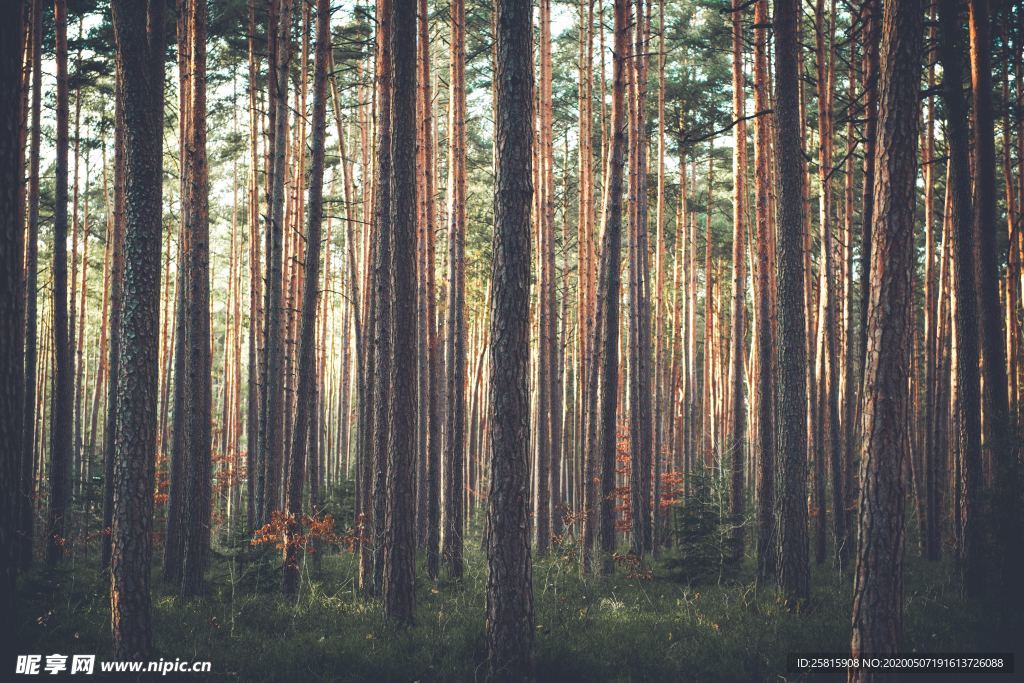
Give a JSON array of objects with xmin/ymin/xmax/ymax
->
[
  {"xmin": 262, "ymin": 0, "xmax": 294, "ymax": 524},
  {"xmin": 0, "ymin": 0, "xmax": 26, "ymax": 626},
  {"xmin": 584, "ymin": 0, "xmax": 629, "ymax": 576},
  {"xmin": 110, "ymin": 0, "xmax": 165, "ymax": 659},
  {"xmin": 848, "ymin": 0, "xmax": 922, "ymax": 677},
  {"xmin": 383, "ymin": 0, "xmax": 417, "ymax": 627},
  {"xmin": 444, "ymin": 0, "xmax": 467, "ymax": 580},
  {"xmin": 773, "ymin": 0, "xmax": 810, "ymax": 610},
  {"xmin": 47, "ymin": 0, "xmax": 74, "ymax": 568},
  {"xmin": 283, "ymin": 0, "xmax": 330, "ymax": 596},
  {"xmin": 627, "ymin": 0, "xmax": 653, "ymax": 559},
  {"xmin": 937, "ymin": 0, "xmax": 984, "ymax": 601},
  {"xmin": 369, "ymin": 0, "xmax": 393, "ymax": 595},
  {"xmin": 20, "ymin": 0, "xmax": 42, "ymax": 572},
  {"xmin": 180, "ymin": 0, "xmax": 213, "ymax": 598},
  {"xmin": 486, "ymin": 0, "xmax": 535, "ymax": 675},
  {"xmin": 752, "ymin": 0, "xmax": 776, "ymax": 582},
  {"xmin": 968, "ymin": 0, "xmax": 1022, "ymax": 606},
  {"xmin": 728, "ymin": 0, "xmax": 747, "ymax": 561}
]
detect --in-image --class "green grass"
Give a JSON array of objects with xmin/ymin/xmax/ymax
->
[{"xmin": 15, "ymin": 534, "xmax": 1015, "ymax": 682}]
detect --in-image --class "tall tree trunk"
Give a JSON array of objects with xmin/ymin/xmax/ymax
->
[
  {"xmin": 849, "ymin": 0, "xmax": 922, "ymax": 673},
  {"xmin": 262, "ymin": 0, "xmax": 294, "ymax": 524},
  {"xmin": 968, "ymin": 0, "xmax": 1021, "ymax": 606},
  {"xmin": 283, "ymin": 0, "xmax": 330, "ymax": 595},
  {"xmin": 0, "ymin": 0, "xmax": 27, "ymax": 621},
  {"xmin": 369, "ymin": 0, "xmax": 394, "ymax": 596},
  {"xmin": 102, "ymin": 88, "xmax": 127, "ymax": 571},
  {"xmin": 814, "ymin": 0, "xmax": 847, "ymax": 568},
  {"xmin": 752, "ymin": 0, "xmax": 776, "ymax": 581},
  {"xmin": 383, "ymin": 0, "xmax": 417, "ymax": 627},
  {"xmin": 245, "ymin": 0, "xmax": 262, "ymax": 535},
  {"xmin": 486, "ymin": 0, "xmax": 535, "ymax": 673},
  {"xmin": 416, "ymin": 0, "xmax": 442, "ymax": 582},
  {"xmin": 444, "ymin": 0, "xmax": 467, "ymax": 580},
  {"xmin": 20, "ymin": 0, "xmax": 42, "ymax": 571},
  {"xmin": 937, "ymin": 0, "xmax": 984, "ymax": 602},
  {"xmin": 627, "ymin": 0, "xmax": 653, "ymax": 559},
  {"xmin": 773, "ymin": 0, "xmax": 810, "ymax": 609},
  {"xmin": 178, "ymin": 0, "xmax": 212, "ymax": 598},
  {"xmin": 582, "ymin": 0, "xmax": 628, "ymax": 576},
  {"xmin": 47, "ymin": 0, "xmax": 74, "ymax": 567},
  {"xmin": 728, "ymin": 0, "xmax": 747, "ymax": 561},
  {"xmin": 109, "ymin": 0, "xmax": 165, "ymax": 659}
]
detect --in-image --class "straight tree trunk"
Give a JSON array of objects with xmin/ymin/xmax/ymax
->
[
  {"xmin": 728, "ymin": 0, "xmax": 747, "ymax": 561},
  {"xmin": 968, "ymin": 0, "xmax": 1021, "ymax": 605},
  {"xmin": 814, "ymin": 0, "xmax": 847, "ymax": 568},
  {"xmin": 582, "ymin": 0, "xmax": 629, "ymax": 576},
  {"xmin": 416, "ymin": 0, "xmax": 442, "ymax": 582},
  {"xmin": 283, "ymin": 0, "xmax": 330, "ymax": 595},
  {"xmin": 109, "ymin": 0, "xmax": 165, "ymax": 658},
  {"xmin": 47, "ymin": 0, "xmax": 74, "ymax": 567},
  {"xmin": 0, "ymin": 0, "xmax": 27, "ymax": 620},
  {"xmin": 179, "ymin": 0, "xmax": 212, "ymax": 598},
  {"xmin": 444, "ymin": 0, "xmax": 467, "ymax": 580},
  {"xmin": 752, "ymin": 0, "xmax": 776, "ymax": 581},
  {"xmin": 773, "ymin": 0, "xmax": 810, "ymax": 609},
  {"xmin": 937, "ymin": 0, "xmax": 984, "ymax": 601},
  {"xmin": 383, "ymin": 0, "xmax": 417, "ymax": 627},
  {"xmin": 487, "ymin": 0, "xmax": 535, "ymax": 673},
  {"xmin": 102, "ymin": 90, "xmax": 126, "ymax": 571},
  {"xmin": 20, "ymin": 0, "xmax": 42, "ymax": 571},
  {"xmin": 849, "ymin": 0, "xmax": 922, "ymax": 674},
  {"xmin": 627, "ymin": 0, "xmax": 653, "ymax": 559},
  {"xmin": 369, "ymin": 0, "xmax": 394, "ymax": 596},
  {"xmin": 262, "ymin": 0, "xmax": 294, "ymax": 524},
  {"xmin": 245, "ymin": 0, "xmax": 262, "ymax": 534}
]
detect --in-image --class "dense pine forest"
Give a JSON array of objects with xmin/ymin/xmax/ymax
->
[{"xmin": 1, "ymin": 0, "xmax": 1022, "ymax": 679}]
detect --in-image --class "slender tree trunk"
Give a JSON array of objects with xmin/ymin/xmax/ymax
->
[
  {"xmin": 968, "ymin": 0, "xmax": 1021, "ymax": 605},
  {"xmin": 583, "ymin": 0, "xmax": 629, "ymax": 576},
  {"xmin": 262, "ymin": 0, "xmax": 294, "ymax": 524},
  {"xmin": 938, "ymin": 0, "xmax": 985, "ymax": 601},
  {"xmin": 47, "ymin": 0, "xmax": 74, "ymax": 567},
  {"xmin": 283, "ymin": 0, "xmax": 330, "ymax": 595},
  {"xmin": 627, "ymin": 0, "xmax": 653, "ymax": 559},
  {"xmin": 752, "ymin": 0, "xmax": 776, "ymax": 581},
  {"xmin": 728, "ymin": 0, "xmax": 747, "ymax": 561},
  {"xmin": 20, "ymin": 0, "xmax": 42, "ymax": 571},
  {"xmin": 369, "ymin": 0, "xmax": 394, "ymax": 596},
  {"xmin": 444, "ymin": 0, "xmax": 467, "ymax": 580},
  {"xmin": 245, "ymin": 0, "xmax": 262, "ymax": 535}
]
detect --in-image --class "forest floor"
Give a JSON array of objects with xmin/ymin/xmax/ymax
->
[{"xmin": 16, "ymin": 529, "xmax": 1018, "ymax": 682}]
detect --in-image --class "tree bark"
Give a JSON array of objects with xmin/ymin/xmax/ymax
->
[
  {"xmin": 0, "ymin": 0, "xmax": 27, "ymax": 623},
  {"xmin": 47, "ymin": 0, "xmax": 74, "ymax": 567},
  {"xmin": 283, "ymin": 0, "xmax": 330, "ymax": 596},
  {"xmin": 968, "ymin": 0, "xmax": 1021, "ymax": 606},
  {"xmin": 773, "ymin": 0, "xmax": 810, "ymax": 609},
  {"xmin": 937, "ymin": 0, "xmax": 984, "ymax": 602},
  {"xmin": 486, "ymin": 0, "xmax": 535, "ymax": 674},
  {"xmin": 849, "ymin": 0, "xmax": 923, "ymax": 676},
  {"xmin": 383, "ymin": 0, "xmax": 418, "ymax": 627},
  {"xmin": 444, "ymin": 0, "xmax": 467, "ymax": 580},
  {"xmin": 109, "ymin": 0, "xmax": 165, "ymax": 659},
  {"xmin": 752, "ymin": 0, "xmax": 776, "ymax": 581}
]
